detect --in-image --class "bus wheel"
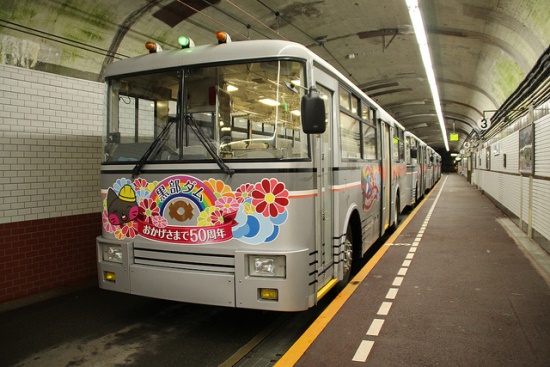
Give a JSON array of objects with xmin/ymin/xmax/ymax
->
[
  {"xmin": 341, "ymin": 225, "xmax": 354, "ymax": 285},
  {"xmin": 392, "ymin": 195, "xmax": 401, "ymax": 229}
]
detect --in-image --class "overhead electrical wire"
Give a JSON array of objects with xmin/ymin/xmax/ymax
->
[
  {"xmin": 196, "ymin": 0, "xmax": 273, "ymax": 40},
  {"xmin": 0, "ymin": 19, "xmax": 129, "ymax": 59},
  {"xmin": 225, "ymin": 0, "xmax": 358, "ymax": 84},
  {"xmin": 176, "ymin": 0, "xmax": 249, "ymax": 40},
  {"xmin": 225, "ymin": 0, "xmax": 288, "ymax": 40},
  {"xmin": 255, "ymin": 0, "xmax": 317, "ymax": 44}
]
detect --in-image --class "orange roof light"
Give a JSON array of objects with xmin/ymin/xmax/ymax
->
[
  {"xmin": 145, "ymin": 42, "xmax": 162, "ymax": 53},
  {"xmin": 216, "ymin": 31, "xmax": 232, "ymax": 44}
]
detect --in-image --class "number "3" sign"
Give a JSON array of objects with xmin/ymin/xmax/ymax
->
[{"xmin": 478, "ymin": 118, "xmax": 491, "ymax": 130}]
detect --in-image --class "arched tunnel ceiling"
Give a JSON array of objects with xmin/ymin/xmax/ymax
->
[{"xmin": 1, "ymin": 0, "xmax": 549, "ymax": 154}]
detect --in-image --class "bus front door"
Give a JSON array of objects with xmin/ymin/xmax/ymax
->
[
  {"xmin": 381, "ymin": 122, "xmax": 392, "ymax": 232},
  {"xmin": 313, "ymin": 77, "xmax": 335, "ymax": 293}
]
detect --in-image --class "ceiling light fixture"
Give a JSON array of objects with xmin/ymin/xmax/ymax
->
[
  {"xmin": 259, "ymin": 98, "xmax": 280, "ymax": 107},
  {"xmin": 405, "ymin": 0, "xmax": 449, "ymax": 151},
  {"xmin": 226, "ymin": 84, "xmax": 238, "ymax": 92}
]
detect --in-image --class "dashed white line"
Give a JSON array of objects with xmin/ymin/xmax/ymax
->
[
  {"xmin": 366, "ymin": 319, "xmax": 385, "ymax": 336},
  {"xmin": 352, "ymin": 340, "xmax": 374, "ymax": 362},
  {"xmin": 377, "ymin": 302, "xmax": 392, "ymax": 316},
  {"xmin": 392, "ymin": 276, "xmax": 404, "ymax": 286},
  {"xmin": 386, "ymin": 288, "xmax": 399, "ymax": 299},
  {"xmin": 349, "ymin": 176, "xmax": 448, "ymax": 364}
]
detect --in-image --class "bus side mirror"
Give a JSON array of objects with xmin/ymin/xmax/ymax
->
[
  {"xmin": 410, "ymin": 147, "xmax": 418, "ymax": 159},
  {"xmin": 301, "ymin": 89, "xmax": 326, "ymax": 134}
]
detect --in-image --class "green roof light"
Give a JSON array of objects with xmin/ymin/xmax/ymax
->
[{"xmin": 178, "ymin": 36, "xmax": 195, "ymax": 49}]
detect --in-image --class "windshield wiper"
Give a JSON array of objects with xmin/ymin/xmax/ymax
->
[
  {"xmin": 185, "ymin": 114, "xmax": 234, "ymax": 176},
  {"xmin": 132, "ymin": 119, "xmax": 175, "ymax": 178}
]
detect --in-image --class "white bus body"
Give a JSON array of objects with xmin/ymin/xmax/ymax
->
[{"xmin": 97, "ymin": 36, "xmax": 436, "ymax": 311}]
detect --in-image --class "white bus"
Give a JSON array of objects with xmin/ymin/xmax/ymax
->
[{"xmin": 97, "ymin": 32, "xmax": 430, "ymax": 311}]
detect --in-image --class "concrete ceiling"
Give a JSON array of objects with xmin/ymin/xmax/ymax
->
[{"xmin": 1, "ymin": 0, "xmax": 549, "ymax": 154}]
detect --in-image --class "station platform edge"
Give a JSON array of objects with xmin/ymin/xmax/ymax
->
[{"xmin": 277, "ymin": 173, "xmax": 550, "ymax": 367}]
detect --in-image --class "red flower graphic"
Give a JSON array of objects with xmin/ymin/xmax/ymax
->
[
  {"xmin": 121, "ymin": 221, "xmax": 138, "ymax": 238},
  {"xmin": 139, "ymin": 198, "xmax": 160, "ymax": 222},
  {"xmin": 209, "ymin": 208, "xmax": 226, "ymax": 225},
  {"xmin": 133, "ymin": 178, "xmax": 148, "ymax": 190},
  {"xmin": 251, "ymin": 178, "xmax": 289, "ymax": 217},
  {"xmin": 235, "ymin": 183, "xmax": 254, "ymax": 203}
]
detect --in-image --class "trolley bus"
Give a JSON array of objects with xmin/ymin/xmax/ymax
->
[
  {"xmin": 404, "ymin": 132, "xmax": 442, "ymax": 207},
  {"xmin": 97, "ymin": 32, "xmax": 437, "ymax": 311}
]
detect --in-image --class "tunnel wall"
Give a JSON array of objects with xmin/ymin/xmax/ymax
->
[
  {"xmin": 469, "ymin": 111, "xmax": 550, "ymax": 254},
  {"xmin": 0, "ymin": 64, "xmax": 104, "ymax": 306}
]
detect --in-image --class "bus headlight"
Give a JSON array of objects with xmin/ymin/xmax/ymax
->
[
  {"xmin": 102, "ymin": 244, "xmax": 123, "ymax": 263},
  {"xmin": 248, "ymin": 255, "xmax": 286, "ymax": 278}
]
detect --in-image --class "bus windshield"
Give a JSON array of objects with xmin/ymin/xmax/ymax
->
[{"xmin": 104, "ymin": 60, "xmax": 309, "ymax": 164}]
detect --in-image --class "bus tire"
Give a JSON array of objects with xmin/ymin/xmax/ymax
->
[
  {"xmin": 391, "ymin": 194, "xmax": 401, "ymax": 230},
  {"xmin": 341, "ymin": 224, "xmax": 354, "ymax": 286},
  {"xmin": 339, "ymin": 220, "xmax": 361, "ymax": 289}
]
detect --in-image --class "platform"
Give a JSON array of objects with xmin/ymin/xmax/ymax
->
[{"xmin": 278, "ymin": 174, "xmax": 550, "ymax": 367}]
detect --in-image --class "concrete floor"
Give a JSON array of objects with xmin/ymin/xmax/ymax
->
[{"xmin": 294, "ymin": 174, "xmax": 550, "ymax": 366}]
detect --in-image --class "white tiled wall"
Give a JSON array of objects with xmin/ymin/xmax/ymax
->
[
  {"xmin": 470, "ymin": 111, "xmax": 550, "ymax": 249},
  {"xmin": 0, "ymin": 64, "xmax": 104, "ymax": 224}
]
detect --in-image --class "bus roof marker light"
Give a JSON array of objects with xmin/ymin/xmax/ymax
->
[
  {"xmin": 145, "ymin": 42, "xmax": 162, "ymax": 53},
  {"xmin": 178, "ymin": 36, "xmax": 195, "ymax": 49},
  {"xmin": 216, "ymin": 31, "xmax": 232, "ymax": 44}
]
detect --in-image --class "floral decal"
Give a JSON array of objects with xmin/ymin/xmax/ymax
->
[
  {"xmin": 251, "ymin": 178, "xmax": 289, "ymax": 217},
  {"xmin": 139, "ymin": 198, "xmax": 160, "ymax": 222},
  {"xmin": 215, "ymin": 196, "xmax": 240, "ymax": 214},
  {"xmin": 361, "ymin": 165, "xmax": 381, "ymax": 211},
  {"xmin": 235, "ymin": 183, "xmax": 254, "ymax": 202},
  {"xmin": 205, "ymin": 178, "xmax": 235, "ymax": 199},
  {"xmin": 102, "ymin": 175, "xmax": 290, "ymax": 245},
  {"xmin": 115, "ymin": 221, "xmax": 139, "ymax": 240},
  {"xmin": 102, "ymin": 209, "xmax": 117, "ymax": 233}
]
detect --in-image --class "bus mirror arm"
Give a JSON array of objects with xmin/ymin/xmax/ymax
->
[{"xmin": 301, "ymin": 87, "xmax": 326, "ymax": 134}]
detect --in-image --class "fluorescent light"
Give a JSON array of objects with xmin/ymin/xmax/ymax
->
[
  {"xmin": 259, "ymin": 98, "xmax": 280, "ymax": 107},
  {"xmin": 405, "ymin": 0, "xmax": 450, "ymax": 151},
  {"xmin": 227, "ymin": 84, "xmax": 238, "ymax": 92},
  {"xmin": 291, "ymin": 110, "xmax": 301, "ymax": 116}
]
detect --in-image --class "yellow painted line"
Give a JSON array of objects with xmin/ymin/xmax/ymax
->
[{"xmin": 274, "ymin": 179, "xmax": 442, "ymax": 367}]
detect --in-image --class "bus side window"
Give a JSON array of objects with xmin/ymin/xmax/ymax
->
[
  {"xmin": 362, "ymin": 122, "xmax": 376, "ymax": 159},
  {"xmin": 410, "ymin": 146, "xmax": 418, "ymax": 159}
]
